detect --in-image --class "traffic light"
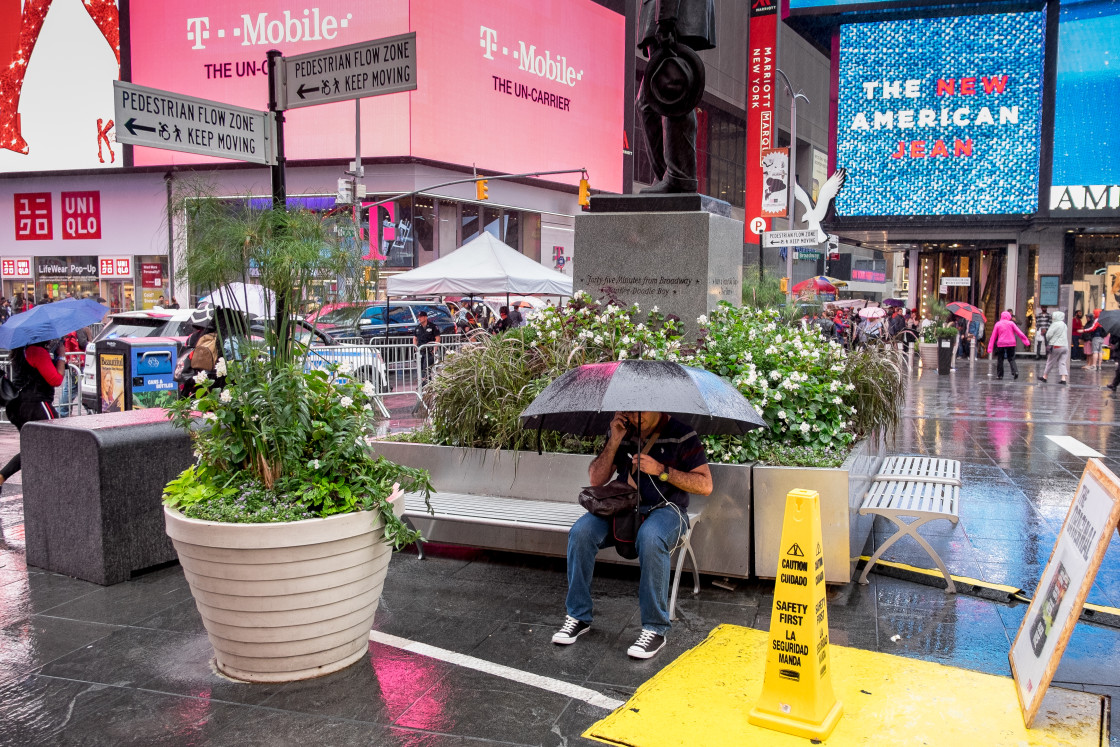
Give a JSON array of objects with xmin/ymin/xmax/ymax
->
[
  {"xmin": 476, "ymin": 179, "xmax": 489, "ymax": 201},
  {"xmin": 780, "ymin": 277, "xmax": 789, "ymax": 294},
  {"xmin": 578, "ymin": 177, "xmax": 591, "ymax": 209}
]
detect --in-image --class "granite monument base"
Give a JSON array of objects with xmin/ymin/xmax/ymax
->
[
  {"xmin": 574, "ymin": 199, "xmax": 742, "ymax": 329},
  {"xmin": 22, "ymin": 409, "xmax": 191, "ymax": 585}
]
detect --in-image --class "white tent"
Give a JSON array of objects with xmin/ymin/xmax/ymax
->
[{"xmin": 385, "ymin": 232, "xmax": 573, "ymax": 297}]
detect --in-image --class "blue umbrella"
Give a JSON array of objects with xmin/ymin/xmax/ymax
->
[{"xmin": 0, "ymin": 298, "xmax": 109, "ymax": 350}]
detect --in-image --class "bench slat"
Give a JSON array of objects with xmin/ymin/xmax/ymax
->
[
  {"xmin": 860, "ymin": 480, "xmax": 959, "ymax": 519},
  {"xmin": 874, "ymin": 456, "xmax": 961, "ymax": 486}
]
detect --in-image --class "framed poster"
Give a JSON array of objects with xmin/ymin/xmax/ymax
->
[
  {"xmin": 1009, "ymin": 459, "xmax": 1120, "ymax": 727},
  {"xmin": 1107, "ymin": 265, "xmax": 1120, "ymax": 311},
  {"xmin": 1039, "ymin": 275, "xmax": 1061, "ymax": 308}
]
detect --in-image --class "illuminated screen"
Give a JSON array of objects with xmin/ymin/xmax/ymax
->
[
  {"xmin": 126, "ymin": 0, "xmax": 624, "ymax": 190},
  {"xmin": 790, "ymin": 0, "xmax": 1006, "ymax": 11},
  {"xmin": 835, "ymin": 12, "xmax": 1045, "ymax": 217},
  {"xmin": 0, "ymin": 2, "xmax": 121, "ymax": 173},
  {"xmin": 1052, "ymin": 0, "xmax": 1120, "ymax": 191}
]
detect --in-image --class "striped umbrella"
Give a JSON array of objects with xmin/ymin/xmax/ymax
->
[
  {"xmin": 792, "ymin": 276, "xmax": 839, "ymax": 295},
  {"xmin": 946, "ymin": 302, "xmax": 986, "ymax": 324}
]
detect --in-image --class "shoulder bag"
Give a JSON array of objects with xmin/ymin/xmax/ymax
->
[{"xmin": 578, "ymin": 427, "xmax": 661, "ymax": 518}]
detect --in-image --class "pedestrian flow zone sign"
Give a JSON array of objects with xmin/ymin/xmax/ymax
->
[
  {"xmin": 1009, "ymin": 458, "xmax": 1120, "ymax": 728},
  {"xmin": 113, "ymin": 81, "xmax": 274, "ymax": 165},
  {"xmin": 763, "ymin": 230, "xmax": 821, "ymax": 248},
  {"xmin": 279, "ymin": 32, "xmax": 417, "ymax": 110}
]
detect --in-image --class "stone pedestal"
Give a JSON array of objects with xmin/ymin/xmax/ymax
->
[
  {"xmin": 574, "ymin": 195, "xmax": 742, "ymax": 330},
  {"xmin": 23, "ymin": 409, "xmax": 191, "ymax": 585}
]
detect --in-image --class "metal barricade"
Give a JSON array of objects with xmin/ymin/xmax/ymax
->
[
  {"xmin": 366, "ymin": 342, "xmax": 424, "ymax": 407},
  {"xmin": 303, "ymin": 344, "xmax": 392, "ymax": 417},
  {"xmin": 57, "ymin": 362, "xmax": 85, "ymax": 417}
]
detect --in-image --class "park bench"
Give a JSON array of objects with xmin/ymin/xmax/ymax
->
[
  {"xmin": 857, "ymin": 456, "xmax": 962, "ymax": 592},
  {"xmin": 402, "ymin": 491, "xmax": 703, "ymax": 620}
]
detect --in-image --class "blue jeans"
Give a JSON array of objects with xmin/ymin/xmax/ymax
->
[{"xmin": 565, "ymin": 504, "xmax": 689, "ymax": 636}]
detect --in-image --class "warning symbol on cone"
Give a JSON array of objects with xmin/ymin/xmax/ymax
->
[{"xmin": 750, "ymin": 489, "xmax": 843, "ymax": 740}]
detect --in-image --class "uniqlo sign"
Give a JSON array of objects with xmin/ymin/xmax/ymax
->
[
  {"xmin": 61, "ymin": 191, "xmax": 102, "ymax": 240},
  {"xmin": 99, "ymin": 257, "xmax": 132, "ymax": 277},
  {"xmin": 1, "ymin": 259, "xmax": 32, "ymax": 278},
  {"xmin": 14, "ymin": 193, "xmax": 53, "ymax": 240}
]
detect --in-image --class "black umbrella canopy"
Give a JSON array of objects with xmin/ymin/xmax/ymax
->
[
  {"xmin": 1096, "ymin": 310, "xmax": 1120, "ymax": 339},
  {"xmin": 519, "ymin": 359, "xmax": 766, "ymax": 437}
]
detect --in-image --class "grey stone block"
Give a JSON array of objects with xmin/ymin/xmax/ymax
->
[
  {"xmin": 574, "ymin": 210, "xmax": 743, "ymax": 332},
  {"xmin": 22, "ymin": 410, "xmax": 191, "ymax": 585},
  {"xmin": 589, "ymin": 193, "xmax": 732, "ymax": 217}
]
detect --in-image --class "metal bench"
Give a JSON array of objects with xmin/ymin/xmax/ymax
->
[
  {"xmin": 403, "ymin": 491, "xmax": 703, "ymax": 619},
  {"xmin": 874, "ymin": 456, "xmax": 962, "ymax": 486},
  {"xmin": 858, "ymin": 477, "xmax": 961, "ymax": 592}
]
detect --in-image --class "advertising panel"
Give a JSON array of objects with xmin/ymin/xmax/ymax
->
[
  {"xmin": 126, "ymin": 0, "xmax": 624, "ymax": 190},
  {"xmin": 1049, "ymin": 0, "xmax": 1120, "ymax": 214},
  {"xmin": 834, "ymin": 12, "xmax": 1046, "ymax": 217},
  {"xmin": 0, "ymin": 1, "xmax": 121, "ymax": 173},
  {"xmin": 744, "ymin": 0, "xmax": 779, "ymax": 240},
  {"xmin": 790, "ymin": 0, "xmax": 1010, "ymax": 14}
]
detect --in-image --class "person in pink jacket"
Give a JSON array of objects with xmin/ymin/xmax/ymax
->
[{"xmin": 987, "ymin": 311, "xmax": 1031, "ymax": 380}]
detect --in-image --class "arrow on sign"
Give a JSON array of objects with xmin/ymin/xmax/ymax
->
[
  {"xmin": 297, "ymin": 83, "xmax": 320, "ymax": 99},
  {"xmin": 124, "ymin": 117, "xmax": 156, "ymax": 136}
]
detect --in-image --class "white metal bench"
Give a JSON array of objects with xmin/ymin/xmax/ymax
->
[
  {"xmin": 403, "ymin": 491, "xmax": 703, "ymax": 619},
  {"xmin": 858, "ymin": 477, "xmax": 961, "ymax": 593},
  {"xmin": 874, "ymin": 456, "xmax": 962, "ymax": 486}
]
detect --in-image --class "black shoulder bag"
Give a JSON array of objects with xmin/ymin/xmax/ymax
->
[{"xmin": 578, "ymin": 428, "xmax": 662, "ymax": 559}]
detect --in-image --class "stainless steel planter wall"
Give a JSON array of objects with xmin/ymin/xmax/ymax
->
[
  {"xmin": 370, "ymin": 442, "xmax": 754, "ymax": 578},
  {"xmin": 752, "ymin": 436, "xmax": 884, "ymax": 584}
]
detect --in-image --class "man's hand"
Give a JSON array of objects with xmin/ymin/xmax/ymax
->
[
  {"xmin": 634, "ymin": 453, "xmax": 664, "ymax": 476},
  {"xmin": 609, "ymin": 413, "xmax": 629, "ymax": 443}
]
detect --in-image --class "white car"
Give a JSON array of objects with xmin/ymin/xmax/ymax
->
[
  {"xmin": 81, "ymin": 309, "xmax": 196, "ymax": 412},
  {"xmin": 251, "ymin": 321, "xmax": 388, "ymax": 392}
]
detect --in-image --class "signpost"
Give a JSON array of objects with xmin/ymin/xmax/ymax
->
[
  {"xmin": 279, "ymin": 32, "xmax": 417, "ymax": 110},
  {"xmin": 1009, "ymin": 458, "xmax": 1120, "ymax": 727},
  {"xmin": 763, "ymin": 229, "xmax": 820, "ymax": 248},
  {"xmin": 113, "ymin": 81, "xmax": 274, "ymax": 166},
  {"xmin": 940, "ymin": 277, "xmax": 971, "ymax": 287}
]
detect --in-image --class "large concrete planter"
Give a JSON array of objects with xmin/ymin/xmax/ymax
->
[
  {"xmin": 370, "ymin": 442, "xmax": 754, "ymax": 578},
  {"xmin": 918, "ymin": 341, "xmax": 940, "ymax": 370},
  {"xmin": 164, "ymin": 489, "xmax": 403, "ymax": 683},
  {"xmin": 752, "ymin": 435, "xmax": 884, "ymax": 584}
]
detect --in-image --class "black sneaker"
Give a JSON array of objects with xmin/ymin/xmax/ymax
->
[
  {"xmin": 552, "ymin": 616, "xmax": 590, "ymax": 645},
  {"xmin": 627, "ymin": 629, "xmax": 666, "ymax": 659}
]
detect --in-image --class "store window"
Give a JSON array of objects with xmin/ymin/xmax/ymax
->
[
  {"xmin": 413, "ymin": 196, "xmax": 437, "ymax": 266},
  {"xmin": 520, "ymin": 212, "xmax": 541, "ymax": 262},
  {"xmin": 36, "ymin": 255, "xmax": 100, "ymax": 304},
  {"xmin": 138, "ymin": 255, "xmax": 170, "ymax": 308},
  {"xmin": 438, "ymin": 200, "xmax": 457, "ymax": 257},
  {"xmin": 461, "ymin": 203, "xmax": 480, "ymax": 244}
]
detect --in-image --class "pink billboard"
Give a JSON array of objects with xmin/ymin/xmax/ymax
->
[{"xmin": 127, "ymin": 0, "xmax": 624, "ymax": 191}]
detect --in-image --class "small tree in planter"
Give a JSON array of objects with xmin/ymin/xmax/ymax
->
[{"xmin": 162, "ymin": 190, "xmax": 432, "ymax": 683}]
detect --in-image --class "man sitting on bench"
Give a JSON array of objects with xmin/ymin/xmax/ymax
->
[{"xmin": 553, "ymin": 411, "xmax": 712, "ymax": 659}]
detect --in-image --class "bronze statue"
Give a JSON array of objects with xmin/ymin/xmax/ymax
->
[{"xmin": 637, "ymin": 0, "xmax": 716, "ymax": 194}]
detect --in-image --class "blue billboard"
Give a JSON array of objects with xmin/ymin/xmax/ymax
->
[
  {"xmin": 1051, "ymin": 0, "xmax": 1120, "ymax": 207},
  {"xmin": 834, "ymin": 12, "xmax": 1046, "ymax": 217}
]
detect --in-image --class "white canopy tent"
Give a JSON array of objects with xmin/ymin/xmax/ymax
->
[{"xmin": 385, "ymin": 232, "xmax": 573, "ymax": 297}]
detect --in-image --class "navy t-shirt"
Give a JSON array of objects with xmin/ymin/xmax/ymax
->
[{"xmin": 611, "ymin": 415, "xmax": 708, "ymax": 509}]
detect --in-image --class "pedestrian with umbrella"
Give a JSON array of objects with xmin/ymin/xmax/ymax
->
[
  {"xmin": 520, "ymin": 359, "xmax": 764, "ymax": 660},
  {"xmin": 987, "ymin": 311, "xmax": 1030, "ymax": 380},
  {"xmin": 1039, "ymin": 310, "xmax": 1069, "ymax": 385},
  {"xmin": 1094, "ymin": 311, "xmax": 1120, "ymax": 391},
  {"xmin": 946, "ymin": 302, "xmax": 986, "ymax": 360},
  {"xmin": 0, "ymin": 298, "xmax": 108, "ymax": 487},
  {"xmin": 857, "ymin": 306, "xmax": 886, "ymax": 345}
]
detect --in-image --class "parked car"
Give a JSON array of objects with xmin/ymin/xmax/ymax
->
[
  {"xmin": 322, "ymin": 301, "xmax": 456, "ymax": 340},
  {"xmin": 249, "ymin": 320, "xmax": 388, "ymax": 392},
  {"xmin": 81, "ymin": 309, "xmax": 195, "ymax": 412}
]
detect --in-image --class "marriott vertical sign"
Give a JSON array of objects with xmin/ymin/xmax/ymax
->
[{"xmin": 745, "ymin": 0, "xmax": 778, "ymax": 241}]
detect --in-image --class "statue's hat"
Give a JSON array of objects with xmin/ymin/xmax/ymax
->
[{"xmin": 645, "ymin": 40, "xmax": 705, "ymax": 118}]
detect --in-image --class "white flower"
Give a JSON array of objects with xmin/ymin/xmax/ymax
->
[
  {"xmin": 772, "ymin": 391, "xmax": 783, "ymax": 401},
  {"xmin": 593, "ymin": 335, "xmax": 603, "ymax": 345},
  {"xmin": 362, "ymin": 381, "xmax": 376, "ymax": 396},
  {"xmin": 219, "ymin": 390, "xmax": 233, "ymax": 403},
  {"xmin": 340, "ymin": 396, "xmax": 353, "ymax": 408},
  {"xmin": 214, "ymin": 358, "xmax": 227, "ymax": 377},
  {"xmin": 202, "ymin": 412, "xmax": 217, "ymax": 422},
  {"xmin": 308, "ymin": 459, "xmax": 321, "ymax": 470},
  {"xmin": 770, "ymin": 370, "xmax": 782, "ymax": 381},
  {"xmin": 251, "ymin": 414, "xmax": 259, "ymax": 421},
  {"xmin": 846, "ymin": 383, "xmax": 855, "ymax": 391},
  {"xmin": 337, "ymin": 361, "xmax": 354, "ymax": 375},
  {"xmin": 193, "ymin": 370, "xmax": 208, "ymax": 384},
  {"xmin": 832, "ymin": 396, "xmax": 843, "ymax": 405},
  {"xmin": 618, "ymin": 350, "xmax": 627, "ymax": 359},
  {"xmin": 829, "ymin": 380, "xmax": 841, "ymax": 392},
  {"xmin": 697, "ymin": 315, "xmax": 709, "ymax": 325},
  {"xmin": 800, "ymin": 422, "xmax": 811, "ymax": 434},
  {"xmin": 651, "ymin": 305, "xmax": 659, "ymax": 313},
  {"xmin": 777, "ymin": 410, "xmax": 787, "ymax": 420},
  {"xmin": 363, "ymin": 403, "xmax": 373, "ymax": 411}
]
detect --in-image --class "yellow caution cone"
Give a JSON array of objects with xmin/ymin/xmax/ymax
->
[{"xmin": 749, "ymin": 489, "xmax": 843, "ymax": 740}]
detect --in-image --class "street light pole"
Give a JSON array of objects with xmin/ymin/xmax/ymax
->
[{"xmin": 776, "ymin": 69, "xmax": 809, "ymax": 301}]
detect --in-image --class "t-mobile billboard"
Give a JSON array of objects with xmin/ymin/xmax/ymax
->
[
  {"xmin": 834, "ymin": 12, "xmax": 1046, "ymax": 217},
  {"xmin": 127, "ymin": 0, "xmax": 624, "ymax": 190}
]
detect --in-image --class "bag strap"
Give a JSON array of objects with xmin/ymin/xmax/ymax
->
[{"xmin": 626, "ymin": 425, "xmax": 662, "ymax": 489}]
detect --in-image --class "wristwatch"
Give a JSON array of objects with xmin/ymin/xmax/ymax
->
[{"xmin": 658, "ymin": 469, "xmax": 669, "ymax": 482}]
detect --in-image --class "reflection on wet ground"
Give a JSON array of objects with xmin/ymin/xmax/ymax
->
[{"xmin": 0, "ymin": 357, "xmax": 1118, "ymax": 745}]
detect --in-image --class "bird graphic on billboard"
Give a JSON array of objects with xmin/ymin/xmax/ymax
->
[{"xmin": 794, "ymin": 168, "xmax": 847, "ymax": 244}]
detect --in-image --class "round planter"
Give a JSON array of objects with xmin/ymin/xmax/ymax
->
[
  {"xmin": 918, "ymin": 342, "xmax": 940, "ymax": 370},
  {"xmin": 164, "ymin": 489, "xmax": 403, "ymax": 683}
]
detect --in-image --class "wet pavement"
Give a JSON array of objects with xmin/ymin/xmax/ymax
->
[{"xmin": 0, "ymin": 354, "xmax": 1118, "ymax": 745}]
